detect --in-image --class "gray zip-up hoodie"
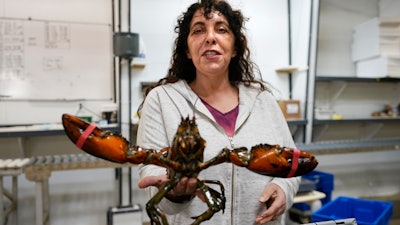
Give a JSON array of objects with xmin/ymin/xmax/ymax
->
[{"xmin": 137, "ymin": 80, "xmax": 300, "ymax": 225}]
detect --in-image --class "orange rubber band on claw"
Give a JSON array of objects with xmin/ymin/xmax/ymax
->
[
  {"xmin": 75, "ymin": 123, "xmax": 97, "ymax": 148},
  {"xmin": 287, "ymin": 148, "xmax": 300, "ymax": 178}
]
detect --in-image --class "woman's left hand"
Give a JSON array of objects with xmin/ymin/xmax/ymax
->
[{"xmin": 255, "ymin": 183, "xmax": 286, "ymax": 224}]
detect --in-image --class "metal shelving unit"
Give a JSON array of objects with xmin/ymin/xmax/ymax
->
[
  {"xmin": 311, "ymin": 76, "xmax": 400, "ymax": 142},
  {"xmin": 304, "ymin": 0, "xmax": 400, "ymax": 152},
  {"xmin": 297, "ymin": 138, "xmax": 400, "ymax": 154}
]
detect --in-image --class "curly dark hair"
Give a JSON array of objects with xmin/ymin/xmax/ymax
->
[{"xmin": 138, "ymin": 0, "xmax": 267, "ymax": 114}]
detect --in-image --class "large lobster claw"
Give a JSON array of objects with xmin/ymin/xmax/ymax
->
[
  {"xmin": 62, "ymin": 113, "xmax": 130, "ymax": 163},
  {"xmin": 244, "ymin": 144, "xmax": 318, "ymax": 178}
]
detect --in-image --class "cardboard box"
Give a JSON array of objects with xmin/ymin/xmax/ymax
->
[{"xmin": 278, "ymin": 100, "xmax": 301, "ymax": 120}]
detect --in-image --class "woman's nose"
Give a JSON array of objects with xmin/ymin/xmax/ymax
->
[{"xmin": 206, "ymin": 31, "xmax": 216, "ymax": 44}]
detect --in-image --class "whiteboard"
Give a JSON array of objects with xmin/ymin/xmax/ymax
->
[{"xmin": 0, "ymin": 18, "xmax": 113, "ymax": 100}]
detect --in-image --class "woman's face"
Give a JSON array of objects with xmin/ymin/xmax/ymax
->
[{"xmin": 186, "ymin": 8, "xmax": 236, "ymax": 78}]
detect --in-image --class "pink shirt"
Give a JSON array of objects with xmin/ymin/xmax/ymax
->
[{"xmin": 201, "ymin": 100, "xmax": 238, "ymax": 137}]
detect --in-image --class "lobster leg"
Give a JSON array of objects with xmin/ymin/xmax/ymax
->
[
  {"xmin": 191, "ymin": 180, "xmax": 226, "ymax": 225},
  {"xmin": 146, "ymin": 175, "xmax": 182, "ymax": 225}
]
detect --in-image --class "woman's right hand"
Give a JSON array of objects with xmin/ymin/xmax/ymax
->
[{"xmin": 138, "ymin": 175, "xmax": 200, "ymax": 203}]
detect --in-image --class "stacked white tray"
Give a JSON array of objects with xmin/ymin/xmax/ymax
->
[{"xmin": 351, "ymin": 17, "xmax": 400, "ymax": 78}]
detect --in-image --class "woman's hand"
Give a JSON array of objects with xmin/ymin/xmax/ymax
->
[
  {"xmin": 138, "ymin": 175, "xmax": 199, "ymax": 203},
  {"xmin": 255, "ymin": 183, "xmax": 286, "ymax": 224}
]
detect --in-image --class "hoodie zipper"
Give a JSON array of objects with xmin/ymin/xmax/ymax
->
[
  {"xmin": 228, "ymin": 136, "xmax": 235, "ymax": 149},
  {"xmin": 228, "ymin": 135, "xmax": 235, "ymax": 225}
]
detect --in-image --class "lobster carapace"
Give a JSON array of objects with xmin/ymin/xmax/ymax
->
[{"xmin": 62, "ymin": 113, "xmax": 318, "ymax": 225}]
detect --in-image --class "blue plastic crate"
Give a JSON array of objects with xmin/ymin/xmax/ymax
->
[
  {"xmin": 312, "ymin": 196, "xmax": 393, "ymax": 225},
  {"xmin": 292, "ymin": 170, "xmax": 335, "ymax": 212},
  {"xmin": 302, "ymin": 170, "xmax": 334, "ymax": 204}
]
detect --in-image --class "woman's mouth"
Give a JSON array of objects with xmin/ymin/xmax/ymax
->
[{"xmin": 203, "ymin": 50, "xmax": 220, "ymax": 58}]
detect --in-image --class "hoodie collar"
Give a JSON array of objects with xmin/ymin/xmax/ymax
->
[{"xmin": 167, "ymin": 80, "xmax": 261, "ymax": 129}]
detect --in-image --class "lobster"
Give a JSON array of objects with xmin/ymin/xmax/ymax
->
[{"xmin": 62, "ymin": 113, "xmax": 318, "ymax": 225}]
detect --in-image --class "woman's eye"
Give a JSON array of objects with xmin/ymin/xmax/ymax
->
[
  {"xmin": 192, "ymin": 28, "xmax": 203, "ymax": 34},
  {"xmin": 217, "ymin": 27, "xmax": 228, "ymax": 33}
]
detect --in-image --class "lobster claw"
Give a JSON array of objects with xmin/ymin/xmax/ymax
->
[
  {"xmin": 280, "ymin": 147, "xmax": 318, "ymax": 177},
  {"xmin": 228, "ymin": 144, "xmax": 318, "ymax": 178},
  {"xmin": 62, "ymin": 114, "xmax": 129, "ymax": 163}
]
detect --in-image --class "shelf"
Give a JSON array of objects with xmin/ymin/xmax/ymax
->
[
  {"xmin": 287, "ymin": 119, "xmax": 307, "ymax": 126},
  {"xmin": 0, "ymin": 124, "xmax": 121, "ymax": 138},
  {"xmin": 131, "ymin": 57, "xmax": 147, "ymax": 68},
  {"xmin": 313, "ymin": 117, "xmax": 400, "ymax": 125},
  {"xmin": 312, "ymin": 118, "xmax": 400, "ymax": 142},
  {"xmin": 296, "ymin": 138, "xmax": 400, "ymax": 154},
  {"xmin": 316, "ymin": 76, "xmax": 400, "ymax": 82},
  {"xmin": 314, "ymin": 76, "xmax": 400, "ymax": 126},
  {"xmin": 275, "ymin": 65, "xmax": 308, "ymax": 73}
]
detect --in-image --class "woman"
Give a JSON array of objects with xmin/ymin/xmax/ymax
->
[{"xmin": 137, "ymin": 0, "xmax": 300, "ymax": 224}]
